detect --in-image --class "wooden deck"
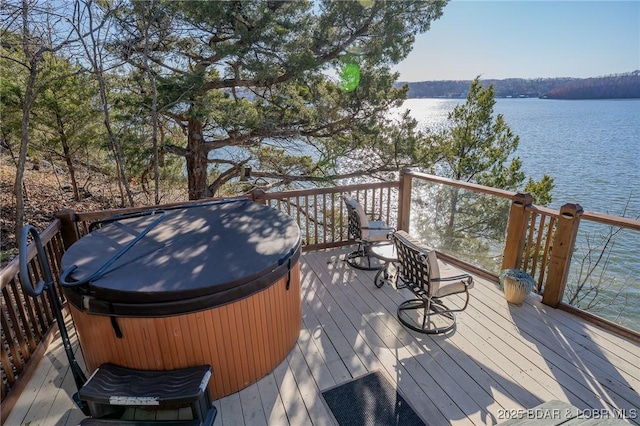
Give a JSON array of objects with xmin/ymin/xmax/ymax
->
[{"xmin": 5, "ymin": 247, "xmax": 639, "ymax": 426}]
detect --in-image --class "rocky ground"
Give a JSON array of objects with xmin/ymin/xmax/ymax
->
[{"xmin": 1, "ymin": 154, "xmax": 186, "ymax": 267}]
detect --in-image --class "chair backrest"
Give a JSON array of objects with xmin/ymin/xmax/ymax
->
[
  {"xmin": 392, "ymin": 231, "xmax": 441, "ymax": 295},
  {"xmin": 425, "ymin": 250, "xmax": 441, "ymax": 281},
  {"xmin": 341, "ymin": 194, "xmax": 370, "ymax": 240}
]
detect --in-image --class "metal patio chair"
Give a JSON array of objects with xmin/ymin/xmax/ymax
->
[
  {"xmin": 341, "ymin": 194, "xmax": 395, "ymax": 270},
  {"xmin": 392, "ymin": 230, "xmax": 474, "ymax": 334}
]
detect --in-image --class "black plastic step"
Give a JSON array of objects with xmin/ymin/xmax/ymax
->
[
  {"xmin": 78, "ymin": 363, "xmax": 215, "ymax": 424},
  {"xmin": 79, "ymin": 363, "xmax": 212, "ymax": 406}
]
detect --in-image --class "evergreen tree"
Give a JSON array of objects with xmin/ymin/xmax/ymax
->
[
  {"xmin": 0, "ymin": 32, "xmax": 25, "ymax": 163},
  {"xmin": 415, "ymin": 77, "xmax": 554, "ymax": 269},
  {"xmin": 32, "ymin": 56, "xmax": 104, "ymax": 200},
  {"xmin": 435, "ymin": 77, "xmax": 552, "ymax": 197},
  {"xmin": 108, "ymin": 0, "xmax": 447, "ymax": 199}
]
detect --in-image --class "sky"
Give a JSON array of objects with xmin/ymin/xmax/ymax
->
[{"xmin": 392, "ymin": 1, "xmax": 640, "ymax": 82}]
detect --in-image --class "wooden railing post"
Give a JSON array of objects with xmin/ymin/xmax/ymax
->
[
  {"xmin": 55, "ymin": 209, "xmax": 81, "ymax": 249},
  {"xmin": 542, "ymin": 202, "xmax": 583, "ymax": 308},
  {"xmin": 501, "ymin": 192, "xmax": 533, "ymax": 271},
  {"xmin": 250, "ymin": 188, "xmax": 267, "ymax": 205},
  {"xmin": 397, "ymin": 169, "xmax": 413, "ymax": 232}
]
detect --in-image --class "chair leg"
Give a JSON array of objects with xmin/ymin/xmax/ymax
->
[
  {"xmin": 397, "ymin": 297, "xmax": 456, "ymax": 335},
  {"xmin": 345, "ymin": 244, "xmax": 385, "ymax": 271},
  {"xmin": 422, "ymin": 297, "xmax": 432, "ymax": 331},
  {"xmin": 374, "ymin": 263, "xmax": 396, "ymax": 288}
]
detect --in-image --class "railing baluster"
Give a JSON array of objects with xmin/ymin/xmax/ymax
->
[
  {"xmin": 21, "ymin": 264, "xmax": 44, "ymax": 338},
  {"xmin": 1, "ymin": 304, "xmax": 23, "ymax": 379},
  {"xmin": 2, "ymin": 286, "xmax": 30, "ymax": 362},
  {"xmin": 523, "ymin": 211, "xmax": 538, "ymax": 271},
  {"xmin": 339, "ymin": 192, "xmax": 345, "ymax": 241},
  {"xmin": 538, "ymin": 216, "xmax": 556, "ymax": 293},
  {"xmin": 304, "ymin": 195, "xmax": 310, "ymax": 246},
  {"xmin": 314, "ymin": 194, "xmax": 319, "ymax": 245},
  {"xmin": 0, "ymin": 310, "xmax": 17, "ymax": 385},
  {"xmin": 30, "ymin": 259, "xmax": 52, "ymax": 333},
  {"xmin": 530, "ymin": 214, "xmax": 547, "ymax": 280},
  {"xmin": 296, "ymin": 196, "xmax": 302, "ymax": 236},
  {"xmin": 364, "ymin": 189, "xmax": 369, "ymax": 215},
  {"xmin": 322, "ymin": 193, "xmax": 327, "ymax": 244},
  {"xmin": 329, "ymin": 193, "xmax": 334, "ymax": 243},
  {"xmin": 9, "ymin": 279, "xmax": 37, "ymax": 352},
  {"xmin": 371, "ymin": 188, "xmax": 376, "ymax": 218},
  {"xmin": 386, "ymin": 187, "xmax": 391, "ymax": 226}
]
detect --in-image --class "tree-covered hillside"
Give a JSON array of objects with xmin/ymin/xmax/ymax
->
[{"xmin": 401, "ymin": 71, "xmax": 640, "ymax": 99}]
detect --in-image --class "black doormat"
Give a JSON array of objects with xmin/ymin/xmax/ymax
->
[{"xmin": 321, "ymin": 371, "xmax": 426, "ymax": 426}]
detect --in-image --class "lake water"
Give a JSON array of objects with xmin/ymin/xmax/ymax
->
[
  {"xmin": 398, "ymin": 98, "xmax": 640, "ymax": 331},
  {"xmin": 400, "ymin": 98, "xmax": 640, "ymax": 213}
]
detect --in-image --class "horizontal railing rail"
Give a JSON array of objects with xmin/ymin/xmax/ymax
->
[
  {"xmin": 401, "ymin": 170, "xmax": 516, "ymax": 198},
  {"xmin": 0, "ymin": 219, "xmax": 67, "ymax": 423},
  {"xmin": 581, "ymin": 210, "xmax": 640, "ymax": 230}
]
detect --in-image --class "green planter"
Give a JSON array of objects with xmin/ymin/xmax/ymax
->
[{"xmin": 499, "ymin": 269, "xmax": 535, "ymax": 306}]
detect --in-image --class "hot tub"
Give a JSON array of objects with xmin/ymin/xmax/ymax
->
[{"xmin": 61, "ymin": 199, "xmax": 301, "ymax": 399}]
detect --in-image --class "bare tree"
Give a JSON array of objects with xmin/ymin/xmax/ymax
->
[
  {"xmin": 2, "ymin": 0, "xmax": 76, "ymax": 236},
  {"xmin": 71, "ymin": 0, "xmax": 134, "ymax": 207},
  {"xmin": 134, "ymin": 0, "xmax": 162, "ymax": 204}
]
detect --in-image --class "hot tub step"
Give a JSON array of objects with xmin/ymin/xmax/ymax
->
[{"xmin": 78, "ymin": 363, "xmax": 215, "ymax": 425}]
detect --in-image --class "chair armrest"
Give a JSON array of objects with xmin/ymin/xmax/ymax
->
[
  {"xmin": 362, "ymin": 226, "xmax": 396, "ymax": 232},
  {"xmin": 433, "ymin": 274, "xmax": 473, "ymax": 285}
]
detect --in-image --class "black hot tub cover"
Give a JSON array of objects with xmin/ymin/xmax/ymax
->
[{"xmin": 61, "ymin": 199, "xmax": 301, "ymax": 317}]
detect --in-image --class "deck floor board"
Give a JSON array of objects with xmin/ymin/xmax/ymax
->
[{"xmin": 5, "ymin": 246, "xmax": 639, "ymax": 426}]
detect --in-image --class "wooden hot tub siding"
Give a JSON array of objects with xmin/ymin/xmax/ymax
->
[{"xmin": 70, "ymin": 262, "xmax": 301, "ymax": 400}]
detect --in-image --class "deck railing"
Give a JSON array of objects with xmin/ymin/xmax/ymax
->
[
  {"xmin": 2, "ymin": 171, "xmax": 639, "ymax": 420},
  {"xmin": 0, "ymin": 219, "xmax": 67, "ymax": 421},
  {"xmin": 560, "ymin": 210, "xmax": 640, "ymax": 335},
  {"xmin": 398, "ymin": 170, "xmax": 515, "ymax": 281},
  {"xmin": 252, "ymin": 181, "xmax": 399, "ymax": 251},
  {"xmin": 393, "ymin": 170, "xmax": 639, "ymax": 341}
]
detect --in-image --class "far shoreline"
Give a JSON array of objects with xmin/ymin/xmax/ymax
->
[
  {"xmin": 405, "ymin": 96, "xmax": 640, "ymax": 100},
  {"xmin": 399, "ymin": 71, "xmax": 640, "ymax": 100}
]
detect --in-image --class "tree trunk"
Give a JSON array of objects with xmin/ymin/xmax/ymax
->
[
  {"xmin": 80, "ymin": 0, "xmax": 134, "ymax": 207},
  {"xmin": 56, "ymin": 113, "xmax": 80, "ymax": 200},
  {"xmin": 96, "ymin": 72, "xmax": 134, "ymax": 207},
  {"xmin": 15, "ymin": 1, "xmax": 41, "ymax": 239},
  {"xmin": 186, "ymin": 118, "xmax": 210, "ymax": 200},
  {"xmin": 141, "ymin": 4, "xmax": 160, "ymax": 205},
  {"xmin": 15, "ymin": 62, "xmax": 38, "ymax": 239}
]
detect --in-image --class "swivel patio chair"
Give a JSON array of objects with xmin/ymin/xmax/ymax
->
[
  {"xmin": 392, "ymin": 230, "xmax": 474, "ymax": 334},
  {"xmin": 341, "ymin": 194, "xmax": 395, "ymax": 270}
]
